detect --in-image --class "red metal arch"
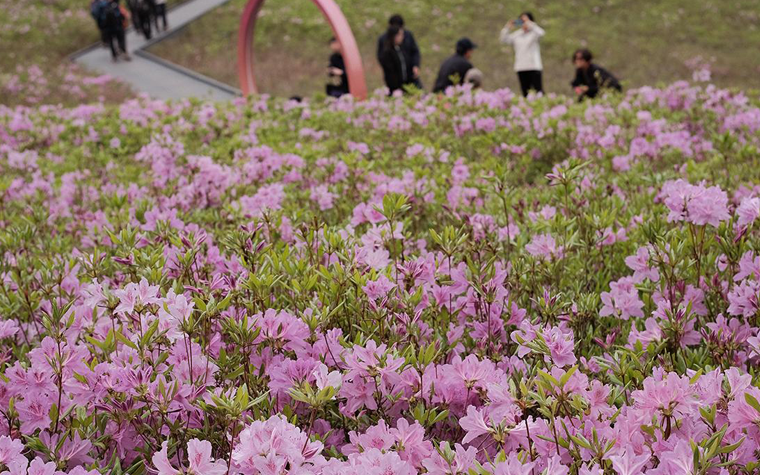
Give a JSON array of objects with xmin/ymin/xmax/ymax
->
[{"xmin": 237, "ymin": 0, "xmax": 367, "ymax": 100}]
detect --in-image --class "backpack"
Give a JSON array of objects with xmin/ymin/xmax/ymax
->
[
  {"xmin": 91, "ymin": 0, "xmax": 108, "ymax": 25},
  {"xmin": 103, "ymin": 3, "xmax": 117, "ymax": 25},
  {"xmin": 103, "ymin": 2, "xmax": 124, "ymax": 28},
  {"xmin": 90, "ymin": 1, "xmax": 101, "ymax": 20}
]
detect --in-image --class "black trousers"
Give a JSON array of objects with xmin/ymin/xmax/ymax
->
[
  {"xmin": 138, "ymin": 9, "xmax": 152, "ymax": 39},
  {"xmin": 106, "ymin": 29, "xmax": 126, "ymax": 58},
  {"xmin": 154, "ymin": 3, "xmax": 167, "ymax": 30},
  {"xmin": 517, "ymin": 70, "xmax": 543, "ymax": 97}
]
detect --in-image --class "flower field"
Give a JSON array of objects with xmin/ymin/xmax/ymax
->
[{"xmin": 2, "ymin": 83, "xmax": 760, "ymax": 474}]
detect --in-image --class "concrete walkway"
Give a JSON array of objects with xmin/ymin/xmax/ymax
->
[{"xmin": 74, "ymin": 0, "xmax": 240, "ymax": 101}]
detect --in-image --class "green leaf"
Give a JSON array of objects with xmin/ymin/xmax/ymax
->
[
  {"xmin": 559, "ymin": 366, "xmax": 578, "ymax": 387},
  {"xmin": 745, "ymin": 393, "xmax": 760, "ymax": 414}
]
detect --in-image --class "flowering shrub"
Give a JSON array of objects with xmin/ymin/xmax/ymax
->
[
  {"xmin": 0, "ymin": 64, "xmax": 130, "ymax": 108},
  {"xmin": 1, "ymin": 82, "xmax": 760, "ymax": 474}
]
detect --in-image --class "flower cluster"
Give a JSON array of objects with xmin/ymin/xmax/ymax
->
[{"xmin": 1, "ymin": 81, "xmax": 760, "ymax": 474}]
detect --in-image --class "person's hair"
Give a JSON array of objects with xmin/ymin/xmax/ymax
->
[
  {"xmin": 384, "ymin": 26, "xmax": 401, "ymax": 51},
  {"xmin": 388, "ymin": 14, "xmax": 404, "ymax": 27},
  {"xmin": 521, "ymin": 11, "xmax": 534, "ymax": 21},
  {"xmin": 573, "ymin": 48, "xmax": 593, "ymax": 62},
  {"xmin": 464, "ymin": 68, "xmax": 483, "ymax": 88}
]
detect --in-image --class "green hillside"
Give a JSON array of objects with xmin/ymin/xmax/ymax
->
[{"xmin": 146, "ymin": 0, "xmax": 760, "ymax": 97}]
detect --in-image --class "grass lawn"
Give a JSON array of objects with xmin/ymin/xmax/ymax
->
[{"xmin": 145, "ymin": 0, "xmax": 760, "ymax": 98}]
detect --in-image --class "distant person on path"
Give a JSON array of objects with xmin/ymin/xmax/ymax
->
[
  {"xmin": 433, "ymin": 38, "xmax": 477, "ymax": 93},
  {"xmin": 128, "ymin": 0, "xmax": 152, "ymax": 39},
  {"xmin": 126, "ymin": 0, "xmax": 141, "ymax": 34},
  {"xmin": 103, "ymin": 0, "xmax": 131, "ymax": 62},
  {"xmin": 500, "ymin": 12, "xmax": 545, "ymax": 97},
  {"xmin": 376, "ymin": 15, "xmax": 422, "ymax": 90},
  {"xmin": 378, "ymin": 26, "xmax": 407, "ymax": 95},
  {"xmin": 153, "ymin": 0, "xmax": 168, "ymax": 32},
  {"xmin": 570, "ymin": 48, "xmax": 622, "ymax": 101},
  {"xmin": 90, "ymin": 0, "xmax": 110, "ymax": 45},
  {"xmin": 326, "ymin": 37, "xmax": 349, "ymax": 98}
]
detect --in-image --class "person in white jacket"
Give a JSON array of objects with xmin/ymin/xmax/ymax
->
[{"xmin": 500, "ymin": 12, "xmax": 545, "ymax": 97}]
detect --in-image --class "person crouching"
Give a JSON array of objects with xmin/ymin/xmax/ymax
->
[{"xmin": 433, "ymin": 38, "xmax": 477, "ymax": 93}]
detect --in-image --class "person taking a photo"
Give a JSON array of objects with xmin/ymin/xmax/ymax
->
[{"xmin": 500, "ymin": 12, "xmax": 545, "ymax": 97}]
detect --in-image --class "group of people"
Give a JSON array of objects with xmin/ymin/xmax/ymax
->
[
  {"xmin": 89, "ymin": 0, "xmax": 168, "ymax": 63},
  {"xmin": 327, "ymin": 12, "xmax": 622, "ymax": 102},
  {"xmin": 126, "ymin": 0, "xmax": 168, "ymax": 40},
  {"xmin": 90, "ymin": 0, "xmax": 131, "ymax": 62}
]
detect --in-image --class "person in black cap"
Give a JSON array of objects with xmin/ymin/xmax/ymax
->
[
  {"xmin": 376, "ymin": 14, "xmax": 422, "ymax": 90},
  {"xmin": 433, "ymin": 38, "xmax": 477, "ymax": 93}
]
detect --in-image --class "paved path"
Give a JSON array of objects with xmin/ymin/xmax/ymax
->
[{"xmin": 74, "ymin": 0, "xmax": 240, "ymax": 101}]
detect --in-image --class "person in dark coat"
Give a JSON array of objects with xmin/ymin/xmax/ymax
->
[
  {"xmin": 433, "ymin": 38, "xmax": 477, "ymax": 93},
  {"xmin": 376, "ymin": 15, "xmax": 422, "ymax": 90},
  {"xmin": 103, "ymin": 0, "xmax": 131, "ymax": 62},
  {"xmin": 153, "ymin": 0, "xmax": 168, "ymax": 32},
  {"xmin": 326, "ymin": 37, "xmax": 349, "ymax": 98},
  {"xmin": 90, "ymin": 0, "xmax": 110, "ymax": 45},
  {"xmin": 378, "ymin": 26, "xmax": 407, "ymax": 95},
  {"xmin": 127, "ymin": 0, "xmax": 152, "ymax": 39},
  {"xmin": 570, "ymin": 48, "xmax": 621, "ymax": 101}
]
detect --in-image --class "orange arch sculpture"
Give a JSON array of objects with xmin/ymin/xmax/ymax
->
[{"xmin": 237, "ymin": 0, "xmax": 368, "ymax": 100}]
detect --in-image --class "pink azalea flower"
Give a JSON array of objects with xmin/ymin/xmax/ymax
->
[
  {"xmin": 16, "ymin": 392, "xmax": 53, "ymax": 435},
  {"xmin": 609, "ymin": 450, "xmax": 650, "ymax": 475},
  {"xmin": 727, "ymin": 386, "xmax": 760, "ymax": 430},
  {"xmin": 421, "ymin": 443, "xmax": 477, "ymax": 475},
  {"xmin": 734, "ymin": 251, "xmax": 760, "ymax": 282},
  {"xmin": 152, "ymin": 442, "xmax": 180, "ymax": 475},
  {"xmin": 0, "ymin": 436, "xmax": 27, "ymax": 474},
  {"xmin": 659, "ymin": 179, "xmax": 729, "ymax": 227},
  {"xmin": 362, "ymin": 275, "xmax": 396, "ymax": 301},
  {"xmin": 488, "ymin": 452, "xmax": 535, "ymax": 475},
  {"xmin": 625, "ymin": 246, "xmax": 660, "ymax": 283},
  {"xmin": 600, "ymin": 277, "xmax": 644, "ymax": 320},
  {"xmin": 0, "ymin": 321, "xmax": 19, "ymax": 339},
  {"xmin": 26, "ymin": 457, "xmax": 58, "ymax": 475},
  {"xmin": 544, "ymin": 326, "xmax": 577, "ymax": 367},
  {"xmin": 186, "ymin": 439, "xmax": 227, "ymax": 475},
  {"xmin": 459, "ymin": 406, "xmax": 491, "ymax": 444},
  {"xmin": 526, "ymin": 233, "xmax": 563, "ymax": 259},
  {"xmin": 632, "ymin": 372, "xmax": 698, "ymax": 421},
  {"xmin": 737, "ymin": 196, "xmax": 760, "ymax": 228}
]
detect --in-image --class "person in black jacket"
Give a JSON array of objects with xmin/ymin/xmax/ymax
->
[
  {"xmin": 90, "ymin": 0, "xmax": 110, "ymax": 45},
  {"xmin": 326, "ymin": 37, "xmax": 349, "ymax": 98},
  {"xmin": 433, "ymin": 38, "xmax": 477, "ymax": 93},
  {"xmin": 570, "ymin": 48, "xmax": 621, "ymax": 101},
  {"xmin": 128, "ymin": 0, "xmax": 153, "ymax": 39},
  {"xmin": 378, "ymin": 26, "xmax": 408, "ymax": 95},
  {"xmin": 376, "ymin": 15, "xmax": 422, "ymax": 90},
  {"xmin": 103, "ymin": 0, "xmax": 131, "ymax": 62}
]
